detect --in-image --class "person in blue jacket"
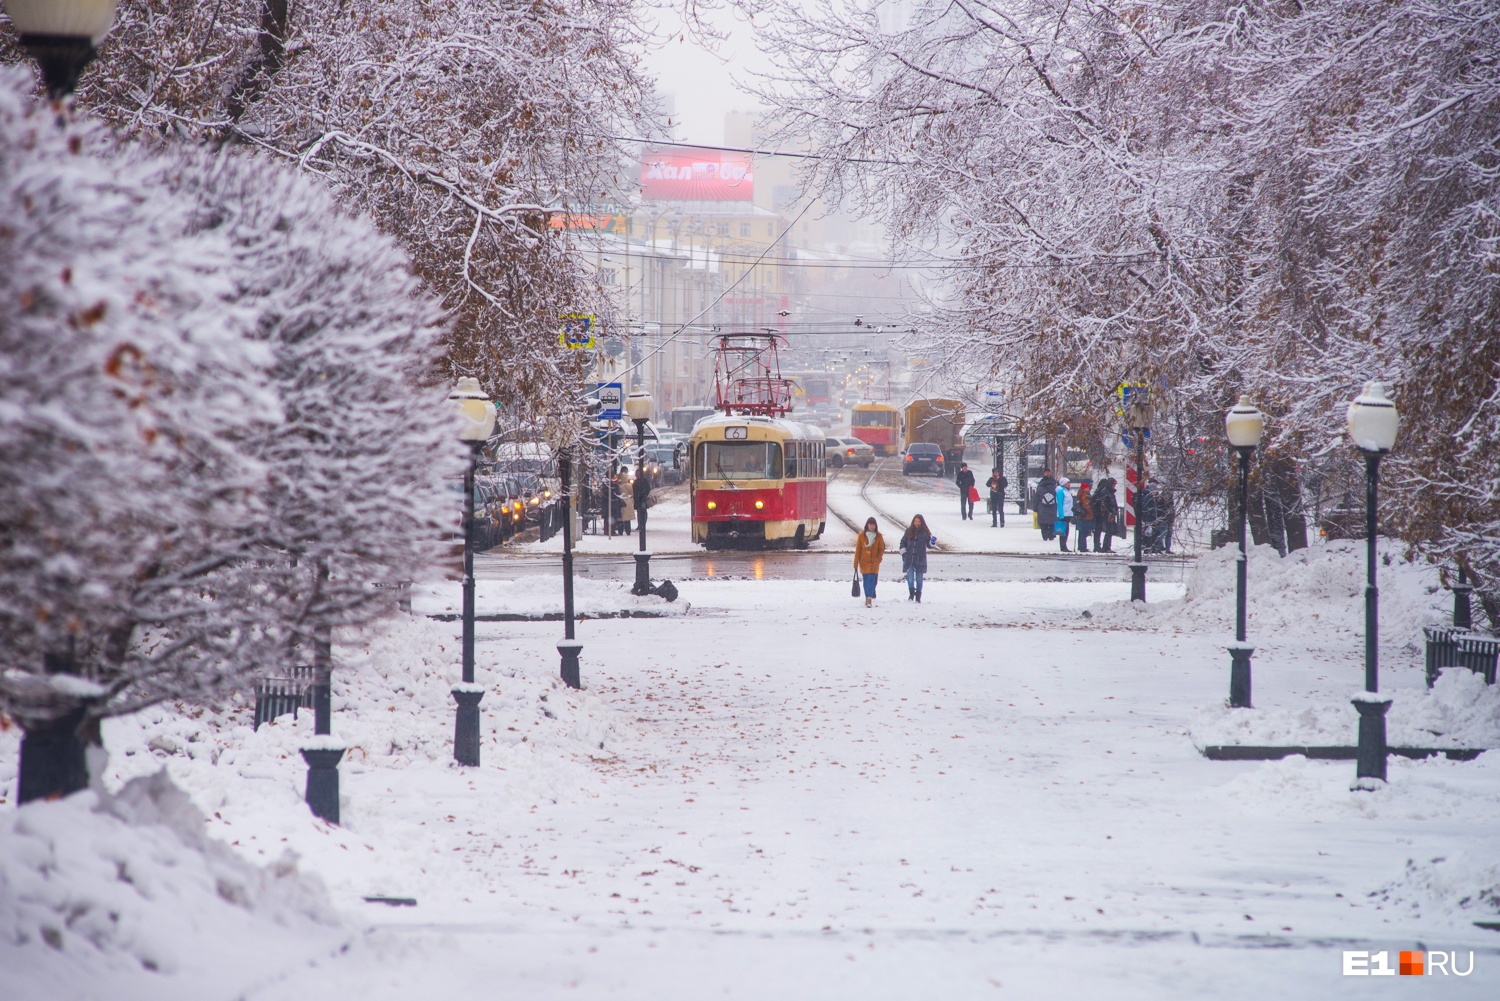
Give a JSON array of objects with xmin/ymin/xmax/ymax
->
[{"xmin": 1055, "ymin": 477, "xmax": 1074, "ymax": 552}]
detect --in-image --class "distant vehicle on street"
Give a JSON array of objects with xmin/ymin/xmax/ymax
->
[
  {"xmin": 643, "ymin": 439, "xmax": 685, "ymax": 484},
  {"xmin": 850, "ymin": 402, "xmax": 900, "ymax": 455},
  {"xmin": 902, "ymin": 398, "xmax": 966, "ymax": 466},
  {"xmin": 825, "ymin": 437, "xmax": 874, "ymax": 468},
  {"xmin": 691, "ymin": 414, "xmax": 827, "ymax": 549},
  {"xmin": 902, "ymin": 442, "xmax": 946, "ymax": 476},
  {"xmin": 669, "ymin": 406, "xmax": 717, "ymax": 436}
]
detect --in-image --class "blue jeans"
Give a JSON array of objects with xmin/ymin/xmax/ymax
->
[
  {"xmin": 862, "ymin": 573, "xmax": 879, "ymax": 598},
  {"xmin": 906, "ymin": 567, "xmax": 924, "ymax": 593}
]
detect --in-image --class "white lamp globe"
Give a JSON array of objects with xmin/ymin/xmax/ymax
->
[
  {"xmin": 1347, "ymin": 381, "xmax": 1399, "ymax": 453},
  {"xmin": 449, "ymin": 377, "xmax": 496, "ymax": 443},
  {"xmin": 1225, "ymin": 395, "xmax": 1266, "ymax": 449},
  {"xmin": 624, "ymin": 387, "xmax": 653, "ymax": 423},
  {"xmin": 3, "ymin": 0, "xmax": 116, "ymax": 41}
]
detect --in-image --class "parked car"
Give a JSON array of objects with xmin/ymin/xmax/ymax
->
[
  {"xmin": 825, "ymin": 437, "xmax": 874, "ymax": 468},
  {"xmin": 902, "ymin": 442, "xmax": 945, "ymax": 476}
]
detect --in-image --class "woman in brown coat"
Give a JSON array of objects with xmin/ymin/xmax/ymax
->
[{"xmin": 854, "ymin": 516, "xmax": 886, "ymax": 607}]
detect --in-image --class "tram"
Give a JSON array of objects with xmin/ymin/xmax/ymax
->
[
  {"xmin": 850, "ymin": 402, "xmax": 900, "ymax": 455},
  {"xmin": 690, "ymin": 414, "xmax": 827, "ymax": 549}
]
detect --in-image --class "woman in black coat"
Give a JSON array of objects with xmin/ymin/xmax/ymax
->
[{"xmin": 899, "ymin": 514, "xmax": 938, "ymax": 602}]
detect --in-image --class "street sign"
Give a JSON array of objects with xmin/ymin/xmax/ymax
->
[
  {"xmin": 1121, "ymin": 427, "xmax": 1152, "ymax": 449},
  {"xmin": 596, "ymin": 382, "xmax": 623, "ymax": 421},
  {"xmin": 559, "ymin": 314, "xmax": 597, "ymax": 350}
]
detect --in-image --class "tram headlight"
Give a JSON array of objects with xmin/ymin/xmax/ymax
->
[
  {"xmin": 754, "ymin": 500, "xmax": 765, "ymax": 510},
  {"xmin": 706, "ymin": 500, "xmax": 717, "ymax": 511}
]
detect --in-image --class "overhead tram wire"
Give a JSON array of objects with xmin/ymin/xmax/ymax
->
[
  {"xmin": 596, "ymin": 135, "xmax": 912, "ymax": 166},
  {"xmin": 584, "ymin": 199, "xmax": 818, "ymax": 396}
]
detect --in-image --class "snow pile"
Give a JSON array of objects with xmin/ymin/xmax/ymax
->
[
  {"xmin": 410, "ymin": 575, "xmax": 691, "ymax": 619},
  {"xmin": 1367, "ymin": 853, "xmax": 1500, "ymax": 924},
  {"xmin": 1086, "ymin": 540, "xmax": 1451, "ymax": 650},
  {"xmin": 1192, "ymin": 669, "xmax": 1500, "ymax": 748},
  {"xmin": 1223, "ymin": 753, "xmax": 1500, "ymax": 824},
  {"xmin": 0, "ymin": 771, "xmax": 339, "ymax": 999},
  {"xmin": 0, "ymin": 612, "xmax": 636, "ymax": 923}
]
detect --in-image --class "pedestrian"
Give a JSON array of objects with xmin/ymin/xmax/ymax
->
[
  {"xmin": 1034, "ymin": 468, "xmax": 1058, "ymax": 540},
  {"xmin": 899, "ymin": 514, "xmax": 938, "ymax": 602},
  {"xmin": 986, "ymin": 468, "xmax": 1007, "ymax": 527},
  {"xmin": 1055, "ymin": 476, "xmax": 1073, "ymax": 552},
  {"xmin": 854, "ymin": 517, "xmax": 886, "ymax": 607},
  {"xmin": 1092, "ymin": 474, "xmax": 1119, "ymax": 552},
  {"xmin": 1074, "ymin": 481, "xmax": 1094, "ymax": 552},
  {"xmin": 632, "ymin": 465, "xmax": 652, "ymax": 534},
  {"xmin": 955, "ymin": 462, "xmax": 977, "ymax": 520},
  {"xmin": 609, "ymin": 473, "xmax": 626, "ymax": 535}
]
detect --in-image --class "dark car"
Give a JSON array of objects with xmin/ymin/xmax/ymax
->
[{"xmin": 902, "ymin": 442, "xmax": 945, "ymax": 476}]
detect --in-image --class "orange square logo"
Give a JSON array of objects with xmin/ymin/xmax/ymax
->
[{"xmin": 1400, "ymin": 951, "xmax": 1424, "ymax": 976}]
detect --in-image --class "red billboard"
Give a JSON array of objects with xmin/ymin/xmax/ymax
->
[{"xmin": 641, "ymin": 150, "xmax": 753, "ymax": 201}]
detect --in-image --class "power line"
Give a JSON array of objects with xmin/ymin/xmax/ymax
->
[{"xmin": 597, "ymin": 135, "xmax": 911, "ymax": 166}]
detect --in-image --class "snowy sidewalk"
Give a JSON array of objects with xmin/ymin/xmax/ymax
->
[{"xmin": 5, "ymin": 568, "xmax": 1498, "ymax": 999}]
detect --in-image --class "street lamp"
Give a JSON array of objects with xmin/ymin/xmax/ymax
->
[
  {"xmin": 1123, "ymin": 390, "xmax": 1154, "ymax": 602},
  {"xmin": 625, "ymin": 387, "xmax": 654, "ymax": 595},
  {"xmin": 450, "ymin": 376, "xmax": 496, "ymax": 766},
  {"xmin": 1225, "ymin": 395, "xmax": 1265, "ymax": 708},
  {"xmin": 1347, "ymin": 380, "xmax": 1399, "ymax": 790},
  {"xmin": 3, "ymin": 0, "xmax": 116, "ymax": 98}
]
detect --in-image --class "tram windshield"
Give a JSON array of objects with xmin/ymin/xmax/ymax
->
[
  {"xmin": 696, "ymin": 441, "xmax": 784, "ymax": 480},
  {"xmin": 852, "ymin": 409, "xmax": 893, "ymax": 428}
]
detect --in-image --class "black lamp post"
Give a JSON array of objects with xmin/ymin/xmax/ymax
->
[
  {"xmin": 449, "ymin": 377, "xmax": 497, "ymax": 766},
  {"xmin": 1347, "ymin": 381, "xmax": 1399, "ymax": 790},
  {"xmin": 3, "ymin": 0, "xmax": 116, "ymax": 98},
  {"xmin": 1452, "ymin": 565, "xmax": 1474, "ymax": 629},
  {"xmin": 558, "ymin": 445, "xmax": 582, "ymax": 689},
  {"xmin": 1225, "ymin": 396, "xmax": 1266, "ymax": 709},
  {"xmin": 992, "ymin": 433, "xmax": 1006, "ymax": 527},
  {"xmin": 626, "ymin": 387, "xmax": 654, "ymax": 596},
  {"xmin": 1124, "ymin": 391, "xmax": 1153, "ymax": 602}
]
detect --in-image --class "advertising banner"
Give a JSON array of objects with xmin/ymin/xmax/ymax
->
[{"xmin": 641, "ymin": 150, "xmax": 754, "ymax": 201}]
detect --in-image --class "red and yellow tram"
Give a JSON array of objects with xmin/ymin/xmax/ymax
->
[
  {"xmin": 850, "ymin": 402, "xmax": 900, "ymax": 455},
  {"xmin": 690, "ymin": 415, "xmax": 827, "ymax": 549}
]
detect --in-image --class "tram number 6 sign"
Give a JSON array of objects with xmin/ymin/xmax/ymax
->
[{"xmin": 724, "ymin": 426, "xmax": 748, "ymax": 440}]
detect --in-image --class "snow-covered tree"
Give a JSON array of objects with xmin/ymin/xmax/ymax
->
[
  {"xmin": 11, "ymin": 0, "xmax": 656, "ymax": 417},
  {"xmin": 0, "ymin": 67, "xmax": 461, "ymax": 800},
  {"xmin": 761, "ymin": 1, "xmax": 1500, "ymax": 610},
  {"xmin": 0, "ymin": 69, "xmax": 277, "ymax": 792}
]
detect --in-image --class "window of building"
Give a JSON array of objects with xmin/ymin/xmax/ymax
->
[
  {"xmin": 740, "ymin": 222, "xmax": 751, "ymax": 237},
  {"xmin": 600, "ymin": 268, "xmax": 617, "ymax": 286}
]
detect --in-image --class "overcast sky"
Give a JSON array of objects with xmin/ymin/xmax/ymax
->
[{"xmin": 642, "ymin": 6, "xmax": 773, "ymax": 146}]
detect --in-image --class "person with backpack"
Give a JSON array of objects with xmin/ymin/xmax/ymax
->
[
  {"xmin": 1034, "ymin": 468, "xmax": 1058, "ymax": 541},
  {"xmin": 854, "ymin": 516, "xmax": 886, "ymax": 607},
  {"xmin": 986, "ymin": 469, "xmax": 1007, "ymax": 527},
  {"xmin": 1074, "ymin": 481, "xmax": 1095, "ymax": 552},
  {"xmin": 899, "ymin": 514, "xmax": 938, "ymax": 602},
  {"xmin": 1091, "ymin": 474, "xmax": 1119, "ymax": 552},
  {"xmin": 955, "ymin": 462, "xmax": 977, "ymax": 520}
]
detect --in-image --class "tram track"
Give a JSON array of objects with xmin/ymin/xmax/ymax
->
[{"xmin": 825, "ymin": 457, "xmax": 931, "ymax": 547}]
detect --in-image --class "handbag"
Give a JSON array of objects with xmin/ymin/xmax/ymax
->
[
  {"xmin": 967, "ymin": 485, "xmax": 980, "ymax": 503},
  {"xmin": 851, "ymin": 572, "xmax": 861, "ymax": 598}
]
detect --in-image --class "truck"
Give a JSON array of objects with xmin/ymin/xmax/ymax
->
[{"xmin": 902, "ymin": 398, "xmax": 967, "ymax": 466}]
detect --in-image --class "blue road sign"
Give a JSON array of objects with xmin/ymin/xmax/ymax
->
[{"xmin": 596, "ymin": 382, "xmax": 624, "ymax": 421}]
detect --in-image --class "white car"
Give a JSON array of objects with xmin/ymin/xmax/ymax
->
[{"xmin": 826, "ymin": 437, "xmax": 874, "ymax": 468}]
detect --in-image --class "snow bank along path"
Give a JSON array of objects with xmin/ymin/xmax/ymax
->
[{"xmin": 3, "ymin": 551, "xmax": 1498, "ymax": 998}]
